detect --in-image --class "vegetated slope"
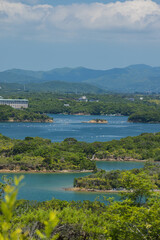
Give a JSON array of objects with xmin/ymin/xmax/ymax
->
[
  {"xmin": 92, "ymin": 132, "xmax": 160, "ymax": 161},
  {"xmin": 0, "ymin": 135, "xmax": 96, "ymax": 171},
  {"xmin": 1, "ymin": 64, "xmax": 160, "ymax": 92},
  {"xmin": 1, "ymin": 131, "xmax": 160, "ymax": 172},
  {"xmin": 74, "ymin": 163, "xmax": 160, "ymax": 191},
  {"xmin": 26, "ymin": 80, "xmax": 105, "ymax": 94},
  {"xmin": 128, "ymin": 110, "xmax": 160, "ymax": 123},
  {"xmin": 0, "ymin": 82, "xmax": 25, "ymax": 92}
]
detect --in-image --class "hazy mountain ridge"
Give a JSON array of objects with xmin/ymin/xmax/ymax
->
[{"xmin": 1, "ymin": 64, "xmax": 160, "ymax": 93}]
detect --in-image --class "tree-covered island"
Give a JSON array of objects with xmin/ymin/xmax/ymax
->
[{"xmin": 0, "ymin": 105, "xmax": 53, "ymax": 122}]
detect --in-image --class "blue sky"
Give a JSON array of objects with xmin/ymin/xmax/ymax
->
[{"xmin": 0, "ymin": 0, "xmax": 160, "ymax": 71}]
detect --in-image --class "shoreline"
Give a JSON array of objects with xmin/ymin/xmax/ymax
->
[
  {"xmin": 2, "ymin": 119, "xmax": 53, "ymax": 123},
  {"xmin": 0, "ymin": 169, "xmax": 93, "ymax": 174},
  {"xmin": 65, "ymin": 187, "xmax": 160, "ymax": 193},
  {"xmin": 64, "ymin": 187, "xmax": 125, "ymax": 193},
  {"xmin": 94, "ymin": 158, "xmax": 146, "ymax": 162}
]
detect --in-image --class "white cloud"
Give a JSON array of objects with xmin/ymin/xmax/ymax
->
[{"xmin": 0, "ymin": 0, "xmax": 160, "ymax": 41}]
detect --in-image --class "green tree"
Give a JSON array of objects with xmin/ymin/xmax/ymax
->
[{"xmin": 120, "ymin": 171, "xmax": 156, "ymax": 205}]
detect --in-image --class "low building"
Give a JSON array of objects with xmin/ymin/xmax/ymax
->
[
  {"xmin": 0, "ymin": 99, "xmax": 28, "ymax": 109},
  {"xmin": 78, "ymin": 96, "xmax": 88, "ymax": 102}
]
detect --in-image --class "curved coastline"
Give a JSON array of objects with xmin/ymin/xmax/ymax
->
[
  {"xmin": 64, "ymin": 187, "xmax": 124, "ymax": 193},
  {"xmin": 3, "ymin": 119, "xmax": 53, "ymax": 123},
  {"xmin": 0, "ymin": 169, "xmax": 93, "ymax": 174},
  {"xmin": 94, "ymin": 158, "xmax": 146, "ymax": 162}
]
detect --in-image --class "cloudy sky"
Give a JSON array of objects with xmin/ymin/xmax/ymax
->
[{"xmin": 0, "ymin": 0, "xmax": 160, "ymax": 71}]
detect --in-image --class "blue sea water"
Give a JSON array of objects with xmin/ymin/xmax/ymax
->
[
  {"xmin": 0, "ymin": 114, "xmax": 158, "ymax": 202},
  {"xmin": 0, "ymin": 161, "xmax": 144, "ymax": 202},
  {"xmin": 0, "ymin": 114, "xmax": 159, "ymax": 142}
]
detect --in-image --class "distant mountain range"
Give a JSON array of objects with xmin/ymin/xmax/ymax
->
[{"xmin": 0, "ymin": 64, "xmax": 160, "ymax": 93}]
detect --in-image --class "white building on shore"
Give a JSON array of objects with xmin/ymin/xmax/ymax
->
[{"xmin": 0, "ymin": 99, "xmax": 28, "ymax": 109}]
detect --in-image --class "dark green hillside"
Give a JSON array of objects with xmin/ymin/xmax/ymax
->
[
  {"xmin": 1, "ymin": 132, "xmax": 160, "ymax": 172},
  {"xmin": 0, "ymin": 135, "xmax": 96, "ymax": 171},
  {"xmin": 128, "ymin": 111, "xmax": 160, "ymax": 123},
  {"xmin": 74, "ymin": 162, "xmax": 160, "ymax": 191},
  {"xmin": 0, "ymin": 105, "xmax": 52, "ymax": 122},
  {"xmin": 0, "ymin": 82, "xmax": 24, "ymax": 92},
  {"xmin": 91, "ymin": 132, "xmax": 160, "ymax": 161},
  {"xmin": 27, "ymin": 80, "xmax": 105, "ymax": 94}
]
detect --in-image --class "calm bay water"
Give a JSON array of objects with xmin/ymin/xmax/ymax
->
[
  {"xmin": 0, "ymin": 161, "xmax": 144, "ymax": 202},
  {"xmin": 0, "ymin": 114, "xmax": 160, "ymax": 142},
  {"xmin": 0, "ymin": 114, "xmax": 158, "ymax": 202}
]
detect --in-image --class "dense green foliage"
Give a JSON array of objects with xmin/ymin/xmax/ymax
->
[
  {"xmin": 1, "ymin": 171, "xmax": 160, "ymax": 240},
  {"xmin": 74, "ymin": 162, "xmax": 160, "ymax": 192},
  {"xmin": 1, "ymin": 92, "xmax": 160, "ymax": 123},
  {"xmin": 128, "ymin": 110, "xmax": 160, "ymax": 123},
  {"xmin": 1, "ymin": 131, "xmax": 160, "ymax": 171},
  {"xmin": 0, "ymin": 135, "xmax": 96, "ymax": 171},
  {"xmin": 27, "ymin": 81, "xmax": 104, "ymax": 94},
  {"xmin": 91, "ymin": 132, "xmax": 160, "ymax": 161},
  {"xmin": 26, "ymin": 93, "xmax": 158, "ymax": 116},
  {"xmin": 0, "ymin": 105, "xmax": 52, "ymax": 122},
  {"xmin": 3, "ymin": 92, "xmax": 159, "ymax": 114},
  {"xmin": 74, "ymin": 169, "xmax": 123, "ymax": 190},
  {"xmin": 0, "ymin": 176, "xmax": 59, "ymax": 240}
]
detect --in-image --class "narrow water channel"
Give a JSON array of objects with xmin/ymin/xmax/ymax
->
[{"xmin": 0, "ymin": 161, "xmax": 144, "ymax": 202}]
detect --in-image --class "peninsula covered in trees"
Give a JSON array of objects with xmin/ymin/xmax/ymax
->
[
  {"xmin": 73, "ymin": 162, "xmax": 160, "ymax": 192},
  {"xmin": 0, "ymin": 135, "xmax": 96, "ymax": 172},
  {"xmin": 0, "ymin": 105, "xmax": 53, "ymax": 122}
]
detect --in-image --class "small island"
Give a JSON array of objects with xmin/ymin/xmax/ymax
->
[{"xmin": 82, "ymin": 119, "xmax": 108, "ymax": 124}]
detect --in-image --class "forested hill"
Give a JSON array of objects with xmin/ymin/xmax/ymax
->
[
  {"xmin": 1, "ymin": 64, "xmax": 160, "ymax": 93},
  {"xmin": 1, "ymin": 132, "xmax": 160, "ymax": 172},
  {"xmin": 0, "ymin": 81, "xmax": 104, "ymax": 94},
  {"xmin": 26, "ymin": 80, "xmax": 104, "ymax": 94}
]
